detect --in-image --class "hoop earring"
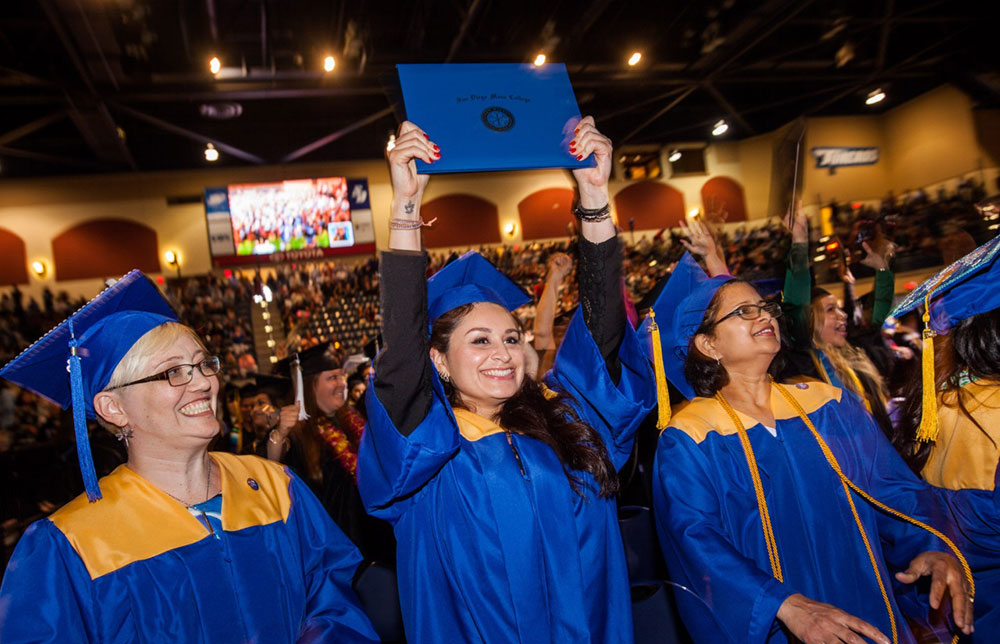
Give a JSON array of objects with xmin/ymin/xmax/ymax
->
[{"xmin": 117, "ymin": 425, "xmax": 134, "ymax": 448}]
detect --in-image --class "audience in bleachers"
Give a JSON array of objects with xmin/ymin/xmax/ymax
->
[{"xmin": 0, "ymin": 181, "xmax": 994, "ymax": 578}]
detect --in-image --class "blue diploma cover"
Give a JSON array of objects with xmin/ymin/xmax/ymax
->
[{"xmin": 396, "ymin": 63, "xmax": 596, "ymax": 174}]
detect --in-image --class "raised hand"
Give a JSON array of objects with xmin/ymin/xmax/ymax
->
[
  {"xmin": 777, "ymin": 593, "xmax": 890, "ymax": 644},
  {"xmin": 896, "ymin": 551, "xmax": 974, "ymax": 635},
  {"xmin": 678, "ymin": 218, "xmax": 716, "ymax": 258},
  {"xmin": 680, "ymin": 218, "xmax": 729, "ymax": 277},
  {"xmin": 860, "ymin": 240, "xmax": 896, "ymax": 272},
  {"xmin": 387, "ymin": 121, "xmax": 437, "ymax": 203},
  {"xmin": 546, "ymin": 253, "xmax": 573, "ymax": 283},
  {"xmin": 569, "ymin": 116, "xmax": 612, "ymax": 209},
  {"xmin": 783, "ymin": 200, "xmax": 809, "ymax": 244}
]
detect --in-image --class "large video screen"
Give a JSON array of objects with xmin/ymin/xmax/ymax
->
[
  {"xmin": 229, "ymin": 178, "xmax": 353, "ymax": 254},
  {"xmin": 205, "ymin": 177, "xmax": 375, "ymax": 266}
]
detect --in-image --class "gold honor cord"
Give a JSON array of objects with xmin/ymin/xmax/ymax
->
[
  {"xmin": 716, "ymin": 380, "xmax": 974, "ymax": 644},
  {"xmin": 714, "ymin": 392, "xmax": 783, "ymax": 582}
]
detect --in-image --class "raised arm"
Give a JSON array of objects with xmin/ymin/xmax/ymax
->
[
  {"xmin": 570, "ymin": 116, "xmax": 626, "ymax": 381},
  {"xmin": 532, "ymin": 253, "xmax": 572, "ymax": 353},
  {"xmin": 859, "ymin": 240, "xmax": 896, "ymax": 328},
  {"xmin": 371, "ymin": 121, "xmax": 437, "ymax": 435},
  {"xmin": 679, "ymin": 217, "xmax": 730, "ymax": 277},
  {"xmin": 782, "ymin": 204, "xmax": 812, "ymax": 346}
]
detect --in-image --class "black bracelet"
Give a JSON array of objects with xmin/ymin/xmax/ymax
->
[{"xmin": 573, "ymin": 203, "xmax": 611, "ymax": 222}]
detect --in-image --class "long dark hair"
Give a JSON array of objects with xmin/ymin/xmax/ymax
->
[
  {"xmin": 684, "ymin": 280, "xmax": 784, "ymax": 398},
  {"xmin": 895, "ymin": 309, "xmax": 1000, "ymax": 471},
  {"xmin": 431, "ymin": 303, "xmax": 619, "ymax": 498},
  {"xmin": 294, "ymin": 371, "xmax": 335, "ymax": 484}
]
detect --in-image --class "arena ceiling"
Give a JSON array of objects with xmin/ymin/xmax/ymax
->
[{"xmin": 0, "ymin": 0, "xmax": 997, "ymax": 178}]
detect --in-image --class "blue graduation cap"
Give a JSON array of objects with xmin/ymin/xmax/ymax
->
[
  {"xmin": 0, "ymin": 270, "xmax": 177, "ymax": 501},
  {"xmin": 639, "ymin": 253, "xmax": 734, "ymax": 427},
  {"xmin": 886, "ymin": 233, "xmax": 1000, "ymax": 442},
  {"xmin": 889, "ymin": 233, "xmax": 1000, "ymax": 334},
  {"xmin": 427, "ymin": 251, "xmax": 531, "ymax": 329}
]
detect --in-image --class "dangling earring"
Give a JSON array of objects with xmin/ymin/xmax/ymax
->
[
  {"xmin": 117, "ymin": 425, "xmax": 134, "ymax": 448},
  {"xmin": 439, "ymin": 372, "xmax": 450, "ymax": 383},
  {"xmin": 715, "ymin": 356, "xmax": 723, "ymax": 366}
]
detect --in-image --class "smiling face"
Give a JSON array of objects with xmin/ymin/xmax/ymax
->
[
  {"xmin": 694, "ymin": 282, "xmax": 781, "ymax": 370},
  {"xmin": 430, "ymin": 302, "xmax": 525, "ymax": 419},
  {"xmin": 812, "ymin": 293, "xmax": 848, "ymax": 348},
  {"xmin": 312, "ymin": 369, "xmax": 347, "ymax": 416},
  {"xmin": 94, "ymin": 327, "xmax": 221, "ymax": 451}
]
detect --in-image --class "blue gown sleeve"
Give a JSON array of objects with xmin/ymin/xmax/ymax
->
[
  {"xmin": 0, "ymin": 520, "xmax": 97, "ymax": 643},
  {"xmin": 357, "ymin": 373, "xmax": 460, "ymax": 522},
  {"xmin": 544, "ymin": 309, "xmax": 656, "ymax": 469},
  {"xmin": 652, "ymin": 429, "xmax": 797, "ymax": 643},
  {"xmin": 287, "ymin": 472, "xmax": 379, "ymax": 644}
]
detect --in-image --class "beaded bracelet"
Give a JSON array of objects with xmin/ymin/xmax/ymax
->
[
  {"xmin": 389, "ymin": 217, "xmax": 437, "ymax": 230},
  {"xmin": 572, "ymin": 203, "xmax": 611, "ymax": 223}
]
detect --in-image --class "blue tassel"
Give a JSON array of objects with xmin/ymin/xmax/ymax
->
[{"xmin": 68, "ymin": 320, "xmax": 101, "ymax": 502}]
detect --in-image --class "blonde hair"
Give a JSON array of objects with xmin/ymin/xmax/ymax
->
[
  {"xmin": 96, "ymin": 322, "xmax": 210, "ymax": 431},
  {"xmin": 809, "ymin": 298, "xmax": 887, "ymax": 408}
]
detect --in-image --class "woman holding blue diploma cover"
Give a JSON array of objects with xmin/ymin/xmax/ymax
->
[{"xmin": 357, "ymin": 110, "xmax": 655, "ymax": 642}]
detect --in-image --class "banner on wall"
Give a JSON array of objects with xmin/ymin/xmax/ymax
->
[
  {"xmin": 204, "ymin": 177, "xmax": 376, "ymax": 267},
  {"xmin": 811, "ymin": 146, "xmax": 879, "ymax": 169}
]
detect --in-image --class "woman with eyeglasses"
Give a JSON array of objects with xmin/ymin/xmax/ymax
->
[
  {"xmin": 643, "ymin": 254, "xmax": 977, "ymax": 643},
  {"xmin": 0, "ymin": 271, "xmax": 377, "ymax": 644}
]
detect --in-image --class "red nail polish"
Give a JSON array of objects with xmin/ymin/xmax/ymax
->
[
  {"xmin": 569, "ymin": 146, "xmax": 576, "ymax": 152},
  {"xmin": 574, "ymin": 127, "xmax": 580, "ymax": 134},
  {"xmin": 434, "ymin": 152, "xmax": 441, "ymax": 158},
  {"xmin": 423, "ymin": 133, "xmax": 430, "ymax": 140},
  {"xmin": 433, "ymin": 145, "xmax": 440, "ymax": 152},
  {"xmin": 576, "ymin": 154, "xmax": 583, "ymax": 160}
]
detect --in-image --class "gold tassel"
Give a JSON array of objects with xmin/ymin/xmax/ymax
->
[
  {"xmin": 915, "ymin": 322, "xmax": 938, "ymax": 442},
  {"xmin": 914, "ymin": 275, "xmax": 950, "ymax": 443},
  {"xmin": 648, "ymin": 310, "xmax": 671, "ymax": 429}
]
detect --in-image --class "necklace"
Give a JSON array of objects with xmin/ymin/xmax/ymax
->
[{"xmin": 161, "ymin": 457, "xmax": 215, "ymax": 508}]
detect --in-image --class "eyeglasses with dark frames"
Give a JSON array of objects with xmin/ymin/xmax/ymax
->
[
  {"xmin": 710, "ymin": 302, "xmax": 782, "ymax": 328},
  {"xmin": 108, "ymin": 356, "xmax": 222, "ymax": 390}
]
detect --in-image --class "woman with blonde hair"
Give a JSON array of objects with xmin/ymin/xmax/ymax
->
[{"xmin": 0, "ymin": 271, "xmax": 377, "ymax": 644}]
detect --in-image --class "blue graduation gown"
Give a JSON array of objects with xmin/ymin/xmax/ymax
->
[
  {"xmin": 358, "ymin": 310, "xmax": 655, "ymax": 643},
  {"xmin": 0, "ymin": 453, "xmax": 378, "ymax": 644},
  {"xmin": 653, "ymin": 380, "xmax": 961, "ymax": 643}
]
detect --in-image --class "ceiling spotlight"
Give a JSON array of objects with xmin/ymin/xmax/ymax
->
[
  {"xmin": 533, "ymin": 53, "xmax": 546, "ymax": 67},
  {"xmin": 323, "ymin": 55, "xmax": 336, "ymax": 72},
  {"xmin": 866, "ymin": 88, "xmax": 886, "ymax": 105},
  {"xmin": 30, "ymin": 260, "xmax": 47, "ymax": 277},
  {"xmin": 209, "ymin": 56, "xmax": 221, "ymax": 75},
  {"xmin": 164, "ymin": 250, "xmax": 180, "ymax": 266},
  {"xmin": 504, "ymin": 221, "xmax": 517, "ymax": 237},
  {"xmin": 204, "ymin": 143, "xmax": 219, "ymax": 162},
  {"xmin": 711, "ymin": 119, "xmax": 729, "ymax": 136},
  {"xmin": 668, "ymin": 149, "xmax": 682, "ymax": 162},
  {"xmin": 628, "ymin": 52, "xmax": 642, "ymax": 66}
]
